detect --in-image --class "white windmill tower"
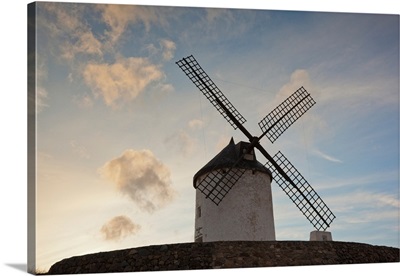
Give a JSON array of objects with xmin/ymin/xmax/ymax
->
[
  {"xmin": 176, "ymin": 55, "xmax": 336, "ymax": 242},
  {"xmin": 193, "ymin": 138, "xmax": 275, "ymax": 242}
]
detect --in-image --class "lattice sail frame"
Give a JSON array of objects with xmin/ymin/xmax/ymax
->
[
  {"xmin": 176, "ymin": 55, "xmax": 246, "ymax": 130},
  {"xmin": 265, "ymin": 151, "xmax": 336, "ymax": 231},
  {"xmin": 258, "ymin": 87, "xmax": 316, "ymax": 143},
  {"xmin": 196, "ymin": 164, "xmax": 246, "ymax": 206}
]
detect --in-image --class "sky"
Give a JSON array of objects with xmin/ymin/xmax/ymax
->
[{"xmin": 5, "ymin": 0, "xmax": 400, "ymax": 274}]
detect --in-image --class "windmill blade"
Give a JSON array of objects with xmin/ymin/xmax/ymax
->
[
  {"xmin": 176, "ymin": 55, "xmax": 247, "ymax": 130},
  {"xmin": 258, "ymin": 87, "xmax": 315, "ymax": 143},
  {"xmin": 196, "ymin": 162, "xmax": 246, "ymax": 206},
  {"xmin": 264, "ymin": 150, "xmax": 336, "ymax": 231}
]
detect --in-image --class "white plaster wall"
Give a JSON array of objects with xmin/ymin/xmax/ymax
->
[
  {"xmin": 309, "ymin": 231, "xmax": 333, "ymax": 241},
  {"xmin": 194, "ymin": 169, "xmax": 275, "ymax": 242}
]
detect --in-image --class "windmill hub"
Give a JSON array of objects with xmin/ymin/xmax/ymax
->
[{"xmin": 250, "ymin": 136, "xmax": 260, "ymax": 145}]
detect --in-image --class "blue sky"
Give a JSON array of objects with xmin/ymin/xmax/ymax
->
[{"xmin": 24, "ymin": 0, "xmax": 400, "ymax": 272}]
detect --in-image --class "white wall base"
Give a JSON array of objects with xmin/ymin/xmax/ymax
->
[
  {"xmin": 195, "ymin": 170, "xmax": 275, "ymax": 242},
  {"xmin": 309, "ymin": 230, "xmax": 333, "ymax": 241}
]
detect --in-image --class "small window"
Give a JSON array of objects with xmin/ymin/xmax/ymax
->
[
  {"xmin": 197, "ymin": 206, "xmax": 201, "ymax": 218},
  {"xmin": 243, "ymin": 149, "xmax": 254, "ymax": 161}
]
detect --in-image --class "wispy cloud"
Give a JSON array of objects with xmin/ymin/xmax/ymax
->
[
  {"xmin": 36, "ymin": 55, "xmax": 49, "ymax": 113},
  {"xmin": 188, "ymin": 119, "xmax": 205, "ymax": 130},
  {"xmin": 70, "ymin": 140, "xmax": 90, "ymax": 159},
  {"xmin": 98, "ymin": 4, "xmax": 162, "ymax": 44},
  {"xmin": 42, "ymin": 2, "xmax": 84, "ymax": 34},
  {"xmin": 36, "ymin": 87, "xmax": 48, "ymax": 114},
  {"xmin": 73, "ymin": 93, "xmax": 94, "ymax": 109},
  {"xmin": 100, "ymin": 215, "xmax": 140, "ymax": 241},
  {"xmin": 146, "ymin": 38, "xmax": 177, "ymax": 63},
  {"xmin": 214, "ymin": 135, "xmax": 232, "ymax": 152},
  {"xmin": 312, "ymin": 148, "xmax": 343, "ymax": 163},
  {"xmin": 330, "ymin": 191, "xmax": 399, "ymax": 211},
  {"xmin": 99, "ymin": 149, "xmax": 176, "ymax": 213},
  {"xmin": 164, "ymin": 130, "xmax": 198, "ymax": 157},
  {"xmin": 273, "ymin": 69, "xmax": 312, "ymax": 107},
  {"xmin": 317, "ymin": 169, "xmax": 398, "ymax": 191},
  {"xmin": 60, "ymin": 31, "xmax": 103, "ymax": 61},
  {"xmin": 160, "ymin": 39, "xmax": 176, "ymax": 61},
  {"xmin": 40, "ymin": 3, "xmax": 102, "ymax": 62},
  {"xmin": 202, "ymin": 8, "xmax": 258, "ymax": 39}
]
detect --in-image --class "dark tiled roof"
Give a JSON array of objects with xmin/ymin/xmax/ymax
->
[{"xmin": 193, "ymin": 138, "xmax": 272, "ymax": 187}]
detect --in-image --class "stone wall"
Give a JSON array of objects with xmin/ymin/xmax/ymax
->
[{"xmin": 48, "ymin": 241, "xmax": 399, "ymax": 274}]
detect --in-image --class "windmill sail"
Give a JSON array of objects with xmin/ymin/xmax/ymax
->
[
  {"xmin": 258, "ymin": 87, "xmax": 315, "ymax": 143},
  {"xmin": 196, "ymin": 165, "xmax": 247, "ymax": 206},
  {"xmin": 176, "ymin": 54, "xmax": 335, "ymax": 230},
  {"xmin": 176, "ymin": 55, "xmax": 247, "ymax": 130},
  {"xmin": 264, "ymin": 151, "xmax": 336, "ymax": 230}
]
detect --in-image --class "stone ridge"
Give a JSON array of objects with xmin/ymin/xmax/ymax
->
[{"xmin": 48, "ymin": 241, "xmax": 399, "ymax": 274}]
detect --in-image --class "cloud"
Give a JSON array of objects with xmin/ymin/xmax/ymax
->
[
  {"xmin": 99, "ymin": 149, "xmax": 175, "ymax": 213},
  {"xmin": 99, "ymin": 4, "xmax": 160, "ymax": 43},
  {"xmin": 164, "ymin": 119, "xmax": 207, "ymax": 157},
  {"xmin": 371, "ymin": 193, "xmax": 399, "ymax": 209},
  {"xmin": 42, "ymin": 2, "xmax": 84, "ymax": 34},
  {"xmin": 215, "ymin": 135, "xmax": 231, "ymax": 152},
  {"xmin": 202, "ymin": 8, "xmax": 254, "ymax": 38},
  {"xmin": 332, "ymin": 191, "xmax": 399, "ymax": 210},
  {"xmin": 70, "ymin": 140, "xmax": 90, "ymax": 159},
  {"xmin": 39, "ymin": 3, "xmax": 173, "ymax": 110},
  {"xmin": 40, "ymin": 3, "xmax": 103, "ymax": 62},
  {"xmin": 206, "ymin": 8, "xmax": 233, "ymax": 23},
  {"xmin": 83, "ymin": 57, "xmax": 164, "ymax": 107},
  {"xmin": 188, "ymin": 119, "xmax": 205, "ymax": 130},
  {"xmin": 35, "ymin": 55, "xmax": 49, "ymax": 113},
  {"xmin": 164, "ymin": 130, "xmax": 197, "ymax": 157},
  {"xmin": 160, "ymin": 39, "xmax": 176, "ymax": 61},
  {"xmin": 73, "ymin": 94, "xmax": 94, "ymax": 109},
  {"xmin": 262, "ymin": 69, "xmax": 329, "ymax": 148},
  {"xmin": 160, "ymin": 83, "xmax": 174, "ymax": 93},
  {"xmin": 100, "ymin": 215, "xmax": 140, "ymax": 241},
  {"xmin": 60, "ymin": 31, "xmax": 103, "ymax": 61},
  {"xmin": 273, "ymin": 69, "xmax": 311, "ymax": 108},
  {"xmin": 312, "ymin": 148, "xmax": 343, "ymax": 163},
  {"xmin": 259, "ymin": 69, "xmax": 314, "ymax": 136},
  {"xmin": 317, "ymin": 170, "xmax": 398, "ymax": 192},
  {"xmin": 146, "ymin": 39, "xmax": 177, "ymax": 62},
  {"xmin": 36, "ymin": 87, "xmax": 48, "ymax": 113},
  {"xmin": 326, "ymin": 191, "xmax": 399, "ymax": 230}
]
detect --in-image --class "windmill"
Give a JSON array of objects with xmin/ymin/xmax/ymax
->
[{"xmin": 176, "ymin": 55, "xmax": 335, "ymax": 242}]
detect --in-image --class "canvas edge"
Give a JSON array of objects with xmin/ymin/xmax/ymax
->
[{"xmin": 27, "ymin": 2, "xmax": 37, "ymax": 274}]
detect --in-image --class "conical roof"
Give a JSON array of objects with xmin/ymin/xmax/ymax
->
[{"xmin": 193, "ymin": 138, "xmax": 272, "ymax": 187}]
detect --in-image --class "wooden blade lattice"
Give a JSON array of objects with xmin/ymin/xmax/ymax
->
[
  {"xmin": 196, "ymin": 165, "xmax": 246, "ymax": 206},
  {"xmin": 176, "ymin": 55, "xmax": 246, "ymax": 130},
  {"xmin": 259, "ymin": 87, "xmax": 315, "ymax": 143},
  {"xmin": 265, "ymin": 151, "xmax": 336, "ymax": 230}
]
